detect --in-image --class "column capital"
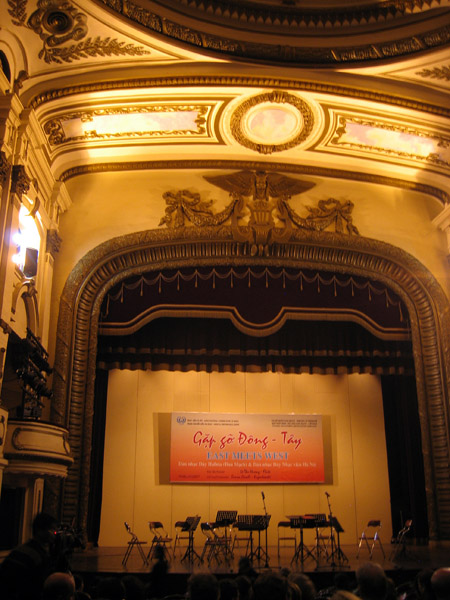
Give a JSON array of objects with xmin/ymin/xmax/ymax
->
[
  {"xmin": 11, "ymin": 164, "xmax": 31, "ymax": 197},
  {"xmin": 46, "ymin": 229, "xmax": 62, "ymax": 258}
]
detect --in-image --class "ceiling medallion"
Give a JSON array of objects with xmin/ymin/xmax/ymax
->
[{"xmin": 231, "ymin": 91, "xmax": 314, "ymax": 154}]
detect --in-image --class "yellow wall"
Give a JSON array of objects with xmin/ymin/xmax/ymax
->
[
  {"xmin": 99, "ymin": 370, "xmax": 392, "ymax": 550},
  {"xmin": 48, "ymin": 174, "xmax": 449, "ymax": 362}
]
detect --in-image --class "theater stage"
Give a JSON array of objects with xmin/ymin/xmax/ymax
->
[{"xmin": 70, "ymin": 542, "xmax": 450, "ymax": 594}]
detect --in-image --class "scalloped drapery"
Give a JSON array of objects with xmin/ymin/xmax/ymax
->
[{"xmin": 97, "ymin": 317, "xmax": 413, "ymax": 375}]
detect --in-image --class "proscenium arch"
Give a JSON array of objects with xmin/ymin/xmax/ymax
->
[{"xmin": 51, "ymin": 226, "xmax": 450, "ymax": 540}]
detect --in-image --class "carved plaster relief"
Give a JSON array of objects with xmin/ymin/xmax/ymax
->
[
  {"xmin": 7, "ymin": 0, "xmax": 150, "ymax": 63},
  {"xmin": 231, "ymin": 91, "xmax": 315, "ymax": 154}
]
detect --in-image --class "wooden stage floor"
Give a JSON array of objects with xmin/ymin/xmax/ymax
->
[{"xmin": 70, "ymin": 542, "xmax": 450, "ymax": 592}]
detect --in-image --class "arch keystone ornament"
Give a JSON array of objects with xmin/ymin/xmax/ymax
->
[{"xmin": 52, "ymin": 214, "xmax": 450, "ymax": 541}]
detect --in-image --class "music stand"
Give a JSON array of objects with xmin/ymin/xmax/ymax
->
[
  {"xmin": 288, "ymin": 516, "xmax": 317, "ymax": 566},
  {"xmin": 328, "ymin": 516, "xmax": 349, "ymax": 567},
  {"xmin": 215, "ymin": 511, "xmax": 238, "ymax": 559},
  {"xmin": 304, "ymin": 513, "xmax": 328, "ymax": 567},
  {"xmin": 235, "ymin": 515, "xmax": 255, "ymax": 560},
  {"xmin": 180, "ymin": 516, "xmax": 201, "ymax": 564},
  {"xmin": 215, "ymin": 510, "xmax": 238, "ymax": 526},
  {"xmin": 248, "ymin": 515, "xmax": 271, "ymax": 564}
]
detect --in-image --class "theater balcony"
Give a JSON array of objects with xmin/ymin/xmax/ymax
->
[{"xmin": 3, "ymin": 420, "xmax": 73, "ymax": 478}]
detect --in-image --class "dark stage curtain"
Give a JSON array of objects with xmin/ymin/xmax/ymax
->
[
  {"xmin": 97, "ymin": 318, "xmax": 413, "ymax": 375},
  {"xmin": 382, "ymin": 375, "xmax": 429, "ymax": 543},
  {"xmin": 87, "ymin": 369, "xmax": 108, "ymax": 546}
]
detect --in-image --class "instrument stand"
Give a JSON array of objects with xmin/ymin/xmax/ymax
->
[
  {"xmin": 261, "ymin": 493, "xmax": 270, "ymax": 568},
  {"xmin": 325, "ymin": 495, "xmax": 338, "ymax": 568},
  {"xmin": 329, "ymin": 516, "xmax": 349, "ymax": 567},
  {"xmin": 215, "ymin": 510, "xmax": 237, "ymax": 562},
  {"xmin": 322, "ymin": 495, "xmax": 349, "ymax": 570},
  {"xmin": 303, "ymin": 514, "xmax": 327, "ymax": 568},
  {"xmin": 181, "ymin": 516, "xmax": 201, "ymax": 565},
  {"xmin": 249, "ymin": 515, "xmax": 271, "ymax": 566},
  {"xmin": 290, "ymin": 517, "xmax": 317, "ymax": 566}
]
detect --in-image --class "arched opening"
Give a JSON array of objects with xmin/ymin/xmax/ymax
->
[
  {"xmin": 0, "ymin": 50, "xmax": 11, "ymax": 83},
  {"xmin": 51, "ymin": 228, "xmax": 450, "ymax": 542}
]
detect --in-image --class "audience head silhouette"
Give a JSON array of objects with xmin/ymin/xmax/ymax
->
[
  {"xmin": 253, "ymin": 572, "xmax": 288, "ymax": 600},
  {"xmin": 42, "ymin": 572, "xmax": 75, "ymax": 600},
  {"xmin": 431, "ymin": 568, "xmax": 450, "ymax": 600},
  {"xmin": 187, "ymin": 573, "xmax": 220, "ymax": 600},
  {"xmin": 356, "ymin": 562, "xmax": 388, "ymax": 600}
]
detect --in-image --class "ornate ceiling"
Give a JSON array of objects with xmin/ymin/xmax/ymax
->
[
  {"xmin": 96, "ymin": 0, "xmax": 450, "ymax": 65},
  {"xmin": 1, "ymin": 0, "xmax": 450, "ymax": 214}
]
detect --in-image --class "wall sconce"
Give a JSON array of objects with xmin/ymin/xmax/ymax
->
[{"xmin": 12, "ymin": 206, "xmax": 40, "ymax": 277}]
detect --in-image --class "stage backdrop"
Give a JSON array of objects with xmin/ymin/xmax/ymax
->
[
  {"xmin": 99, "ymin": 371, "xmax": 392, "ymax": 548},
  {"xmin": 170, "ymin": 412, "xmax": 325, "ymax": 483}
]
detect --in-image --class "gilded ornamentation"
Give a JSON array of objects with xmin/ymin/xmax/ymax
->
[
  {"xmin": 123, "ymin": 0, "xmax": 162, "ymax": 33},
  {"xmin": 283, "ymin": 198, "xmax": 359, "ymax": 235},
  {"xmin": 0, "ymin": 152, "xmax": 11, "ymax": 186},
  {"xmin": 46, "ymin": 229, "xmax": 62, "ymax": 257},
  {"xmin": 29, "ymin": 75, "xmax": 450, "ymax": 122},
  {"xmin": 159, "ymin": 190, "xmax": 238, "ymax": 229},
  {"xmin": 27, "ymin": 1, "xmax": 88, "ymax": 48},
  {"xmin": 13, "ymin": 71, "xmax": 29, "ymax": 94},
  {"xmin": 231, "ymin": 91, "xmax": 314, "ymax": 154},
  {"xmin": 160, "ymin": 170, "xmax": 358, "ymax": 255},
  {"xmin": 7, "ymin": 0, "xmax": 150, "ymax": 63},
  {"xmin": 11, "ymin": 165, "xmax": 31, "ymax": 196},
  {"xmin": 8, "ymin": 0, "xmax": 27, "ymax": 25},
  {"xmin": 416, "ymin": 65, "xmax": 450, "ymax": 81},
  {"xmin": 40, "ymin": 37, "xmax": 150, "ymax": 64},
  {"xmin": 96, "ymin": 0, "xmax": 450, "ymax": 64},
  {"xmin": 129, "ymin": 0, "xmax": 447, "ymax": 31},
  {"xmin": 43, "ymin": 106, "xmax": 209, "ymax": 146}
]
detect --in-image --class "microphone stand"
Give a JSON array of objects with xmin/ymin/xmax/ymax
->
[
  {"xmin": 261, "ymin": 492, "xmax": 270, "ymax": 568},
  {"xmin": 324, "ymin": 494, "xmax": 349, "ymax": 568},
  {"xmin": 325, "ymin": 493, "xmax": 337, "ymax": 567}
]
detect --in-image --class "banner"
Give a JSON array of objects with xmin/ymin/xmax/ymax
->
[{"xmin": 170, "ymin": 412, "xmax": 324, "ymax": 483}]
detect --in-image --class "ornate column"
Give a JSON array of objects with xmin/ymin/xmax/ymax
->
[{"xmin": 38, "ymin": 227, "xmax": 62, "ymax": 349}]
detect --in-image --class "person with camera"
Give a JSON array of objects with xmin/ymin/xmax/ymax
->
[{"xmin": 0, "ymin": 512, "xmax": 63, "ymax": 600}]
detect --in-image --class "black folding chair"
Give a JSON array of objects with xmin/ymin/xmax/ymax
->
[{"xmin": 122, "ymin": 521, "xmax": 148, "ymax": 566}]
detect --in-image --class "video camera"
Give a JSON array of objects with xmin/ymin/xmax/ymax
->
[{"xmin": 51, "ymin": 523, "xmax": 85, "ymax": 565}]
